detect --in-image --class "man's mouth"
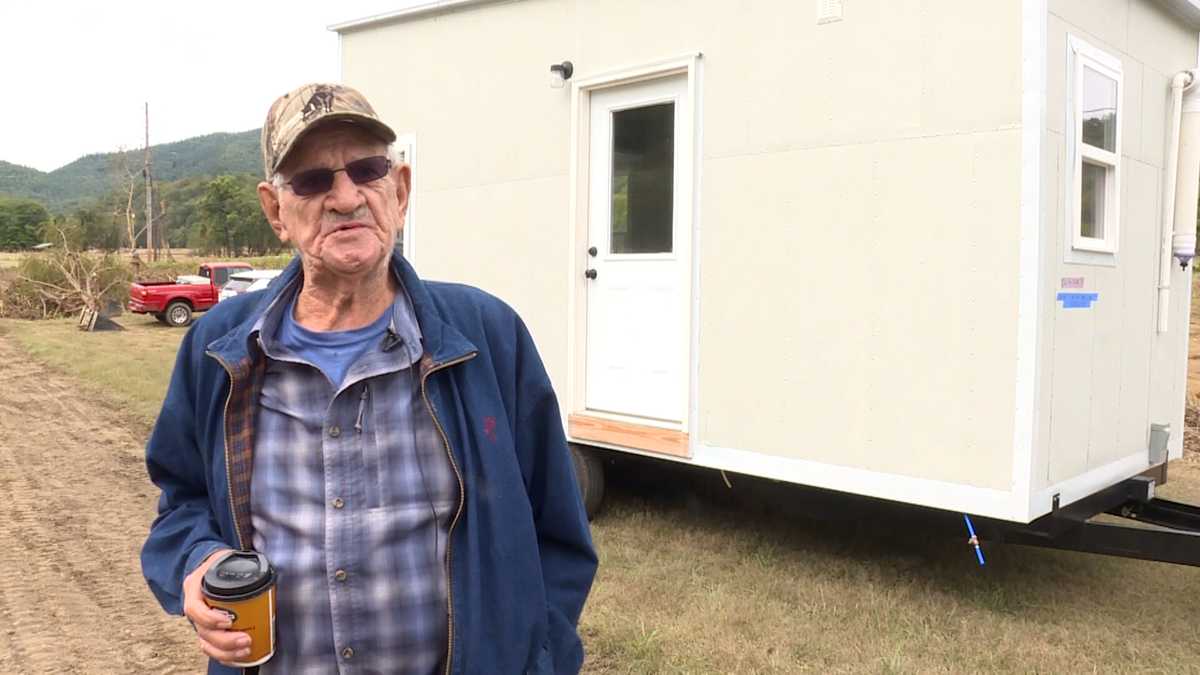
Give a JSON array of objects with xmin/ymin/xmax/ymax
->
[{"xmin": 329, "ymin": 222, "xmax": 368, "ymax": 234}]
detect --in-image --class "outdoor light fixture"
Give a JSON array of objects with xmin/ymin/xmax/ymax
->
[{"xmin": 550, "ymin": 61, "xmax": 574, "ymax": 88}]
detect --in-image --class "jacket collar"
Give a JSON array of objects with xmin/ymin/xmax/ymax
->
[{"xmin": 206, "ymin": 249, "xmax": 477, "ymax": 369}]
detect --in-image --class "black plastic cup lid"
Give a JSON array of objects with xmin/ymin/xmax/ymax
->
[{"xmin": 202, "ymin": 551, "xmax": 275, "ymax": 599}]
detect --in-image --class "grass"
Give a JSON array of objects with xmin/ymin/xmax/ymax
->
[
  {"xmin": 581, "ymin": 460, "xmax": 1200, "ymax": 673},
  {"xmin": 0, "ymin": 316, "xmax": 183, "ymax": 429},
  {"xmin": 2, "ymin": 311, "xmax": 1200, "ymax": 673},
  {"xmin": 0, "ymin": 252, "xmax": 23, "ymax": 269}
]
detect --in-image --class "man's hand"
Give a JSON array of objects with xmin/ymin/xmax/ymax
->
[{"xmin": 182, "ymin": 548, "xmax": 252, "ymax": 665}]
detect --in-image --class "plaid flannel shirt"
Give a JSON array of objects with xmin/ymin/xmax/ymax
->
[{"xmin": 249, "ymin": 280, "xmax": 458, "ymax": 674}]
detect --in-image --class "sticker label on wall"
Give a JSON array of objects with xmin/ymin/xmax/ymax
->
[
  {"xmin": 1057, "ymin": 292, "xmax": 1099, "ymax": 309},
  {"xmin": 1061, "ymin": 277, "xmax": 1085, "ymax": 289},
  {"xmin": 817, "ymin": 0, "xmax": 843, "ymax": 23}
]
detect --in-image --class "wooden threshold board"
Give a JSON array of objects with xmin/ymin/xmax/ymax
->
[{"xmin": 568, "ymin": 414, "xmax": 690, "ymax": 458}]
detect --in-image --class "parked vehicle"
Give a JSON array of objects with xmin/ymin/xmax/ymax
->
[
  {"xmin": 217, "ymin": 269, "xmax": 284, "ymax": 302},
  {"xmin": 128, "ymin": 262, "xmax": 252, "ymax": 327}
]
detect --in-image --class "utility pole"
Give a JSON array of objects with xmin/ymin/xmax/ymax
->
[{"xmin": 144, "ymin": 102, "xmax": 155, "ymax": 261}]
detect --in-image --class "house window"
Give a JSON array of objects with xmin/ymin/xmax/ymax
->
[{"xmin": 1069, "ymin": 36, "xmax": 1121, "ymax": 255}]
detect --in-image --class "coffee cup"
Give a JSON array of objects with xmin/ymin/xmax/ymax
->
[{"xmin": 201, "ymin": 550, "xmax": 277, "ymax": 667}]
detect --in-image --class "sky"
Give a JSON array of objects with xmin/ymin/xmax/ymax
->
[{"xmin": 0, "ymin": 0, "xmax": 424, "ymax": 172}]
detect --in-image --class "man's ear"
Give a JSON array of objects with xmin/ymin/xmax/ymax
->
[
  {"xmin": 257, "ymin": 181, "xmax": 290, "ymax": 243},
  {"xmin": 393, "ymin": 163, "xmax": 413, "ymax": 229}
]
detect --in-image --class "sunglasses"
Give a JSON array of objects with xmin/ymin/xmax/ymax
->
[{"xmin": 283, "ymin": 155, "xmax": 392, "ymax": 196}]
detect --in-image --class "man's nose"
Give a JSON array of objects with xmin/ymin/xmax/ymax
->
[{"xmin": 325, "ymin": 170, "xmax": 364, "ymax": 213}]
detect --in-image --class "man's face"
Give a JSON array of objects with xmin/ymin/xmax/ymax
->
[{"xmin": 258, "ymin": 124, "xmax": 410, "ymax": 280}]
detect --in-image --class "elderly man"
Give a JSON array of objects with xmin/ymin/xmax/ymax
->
[{"xmin": 141, "ymin": 83, "xmax": 597, "ymax": 674}]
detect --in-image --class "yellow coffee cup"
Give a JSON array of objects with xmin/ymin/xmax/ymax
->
[{"xmin": 201, "ymin": 550, "xmax": 277, "ymax": 667}]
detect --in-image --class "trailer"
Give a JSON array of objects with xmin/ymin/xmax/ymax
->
[{"xmin": 332, "ymin": 0, "xmax": 1200, "ymax": 564}]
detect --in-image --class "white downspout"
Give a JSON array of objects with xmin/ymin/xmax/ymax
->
[
  {"xmin": 1156, "ymin": 71, "xmax": 1196, "ymax": 333},
  {"xmin": 1174, "ymin": 80, "xmax": 1200, "ymax": 270}
]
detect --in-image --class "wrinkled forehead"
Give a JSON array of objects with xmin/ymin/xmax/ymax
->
[{"xmin": 278, "ymin": 122, "xmax": 389, "ymax": 174}]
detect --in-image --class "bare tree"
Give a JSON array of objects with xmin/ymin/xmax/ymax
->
[
  {"xmin": 109, "ymin": 148, "xmax": 147, "ymax": 260},
  {"xmin": 15, "ymin": 225, "xmax": 128, "ymax": 319}
]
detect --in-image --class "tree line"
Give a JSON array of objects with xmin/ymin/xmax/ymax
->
[{"xmin": 0, "ymin": 172, "xmax": 282, "ymax": 255}]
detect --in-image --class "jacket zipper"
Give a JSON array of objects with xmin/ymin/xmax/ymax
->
[
  {"xmin": 205, "ymin": 351, "xmax": 248, "ymax": 551},
  {"xmin": 419, "ymin": 352, "xmax": 477, "ymax": 675}
]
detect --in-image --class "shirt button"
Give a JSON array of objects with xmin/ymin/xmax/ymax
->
[
  {"xmin": 332, "ymin": 497, "xmax": 345, "ymax": 509},
  {"xmin": 334, "ymin": 569, "xmax": 348, "ymax": 582},
  {"xmin": 328, "ymin": 425, "xmax": 341, "ymax": 438},
  {"xmin": 341, "ymin": 647, "xmax": 354, "ymax": 660}
]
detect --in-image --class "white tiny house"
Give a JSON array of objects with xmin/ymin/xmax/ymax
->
[{"xmin": 333, "ymin": 0, "xmax": 1200, "ymax": 526}]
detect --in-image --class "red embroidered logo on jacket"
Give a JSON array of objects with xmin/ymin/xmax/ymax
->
[{"xmin": 483, "ymin": 416, "xmax": 497, "ymax": 442}]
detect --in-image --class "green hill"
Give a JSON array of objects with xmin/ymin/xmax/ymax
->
[
  {"xmin": 0, "ymin": 161, "xmax": 54, "ymax": 205},
  {"xmin": 0, "ymin": 129, "xmax": 261, "ymax": 213}
]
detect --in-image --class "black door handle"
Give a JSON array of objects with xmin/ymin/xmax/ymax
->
[
  {"xmin": 584, "ymin": 269, "xmax": 598, "ymax": 280},
  {"xmin": 587, "ymin": 246, "xmax": 598, "ymax": 257}
]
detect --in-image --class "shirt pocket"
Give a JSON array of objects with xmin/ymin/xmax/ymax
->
[
  {"xmin": 363, "ymin": 380, "xmax": 459, "ymax": 513},
  {"xmin": 358, "ymin": 392, "xmax": 434, "ymax": 512}
]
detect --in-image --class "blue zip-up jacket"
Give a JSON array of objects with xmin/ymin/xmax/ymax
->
[{"xmin": 141, "ymin": 252, "xmax": 597, "ymax": 674}]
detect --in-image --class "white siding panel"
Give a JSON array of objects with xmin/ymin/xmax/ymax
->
[
  {"xmin": 1049, "ymin": 0, "xmax": 1130, "ymax": 54},
  {"xmin": 419, "ymin": 176, "xmax": 571, "ymax": 397},
  {"xmin": 1031, "ymin": 129, "xmax": 1064, "ymax": 492},
  {"xmin": 1047, "ymin": 296, "xmax": 1096, "ymax": 484},
  {"xmin": 1114, "ymin": 160, "xmax": 1160, "ymax": 462},
  {"xmin": 1045, "ymin": 15, "xmax": 1068, "ymax": 136},
  {"xmin": 1084, "ymin": 258, "xmax": 1124, "ymax": 468},
  {"xmin": 1121, "ymin": 58, "xmax": 1146, "ymax": 163},
  {"xmin": 1140, "ymin": 69, "xmax": 1170, "ymax": 167},
  {"xmin": 699, "ymin": 130, "xmax": 1020, "ymax": 490}
]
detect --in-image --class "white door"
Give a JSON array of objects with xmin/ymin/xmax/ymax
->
[{"xmin": 585, "ymin": 75, "xmax": 688, "ymax": 424}]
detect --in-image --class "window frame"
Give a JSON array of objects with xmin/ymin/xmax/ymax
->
[
  {"xmin": 393, "ymin": 133, "xmax": 417, "ymax": 263},
  {"xmin": 1066, "ymin": 36, "xmax": 1123, "ymax": 260}
]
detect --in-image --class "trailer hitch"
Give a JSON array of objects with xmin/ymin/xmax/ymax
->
[{"xmin": 970, "ymin": 476, "xmax": 1200, "ymax": 568}]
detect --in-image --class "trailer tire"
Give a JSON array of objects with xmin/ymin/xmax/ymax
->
[
  {"xmin": 165, "ymin": 301, "xmax": 193, "ymax": 328},
  {"xmin": 570, "ymin": 444, "xmax": 605, "ymax": 520}
]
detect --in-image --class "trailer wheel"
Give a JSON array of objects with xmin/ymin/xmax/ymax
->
[
  {"xmin": 165, "ymin": 301, "xmax": 193, "ymax": 328},
  {"xmin": 570, "ymin": 444, "xmax": 605, "ymax": 520}
]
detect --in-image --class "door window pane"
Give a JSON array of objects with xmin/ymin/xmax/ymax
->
[
  {"xmin": 1081, "ymin": 66, "xmax": 1117, "ymax": 152},
  {"xmin": 1081, "ymin": 160, "xmax": 1107, "ymax": 239},
  {"xmin": 611, "ymin": 103, "xmax": 674, "ymax": 254}
]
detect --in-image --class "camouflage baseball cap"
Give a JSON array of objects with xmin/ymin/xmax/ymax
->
[{"xmin": 261, "ymin": 82, "xmax": 397, "ymax": 178}]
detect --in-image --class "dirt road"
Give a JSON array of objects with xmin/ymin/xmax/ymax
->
[{"xmin": 0, "ymin": 334, "xmax": 204, "ymax": 673}]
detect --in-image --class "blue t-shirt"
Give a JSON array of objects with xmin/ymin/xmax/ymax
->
[{"xmin": 277, "ymin": 296, "xmax": 392, "ymax": 388}]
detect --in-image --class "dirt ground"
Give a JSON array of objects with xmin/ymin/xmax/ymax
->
[{"xmin": 0, "ymin": 335, "xmax": 204, "ymax": 673}]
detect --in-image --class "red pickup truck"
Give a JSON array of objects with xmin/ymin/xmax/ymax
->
[{"xmin": 128, "ymin": 262, "xmax": 252, "ymax": 327}]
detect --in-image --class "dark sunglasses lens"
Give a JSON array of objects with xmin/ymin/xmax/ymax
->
[
  {"xmin": 290, "ymin": 169, "xmax": 334, "ymax": 196},
  {"xmin": 345, "ymin": 156, "xmax": 390, "ymax": 184}
]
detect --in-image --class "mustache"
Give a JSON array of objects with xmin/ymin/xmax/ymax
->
[{"xmin": 321, "ymin": 207, "xmax": 374, "ymax": 232}]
